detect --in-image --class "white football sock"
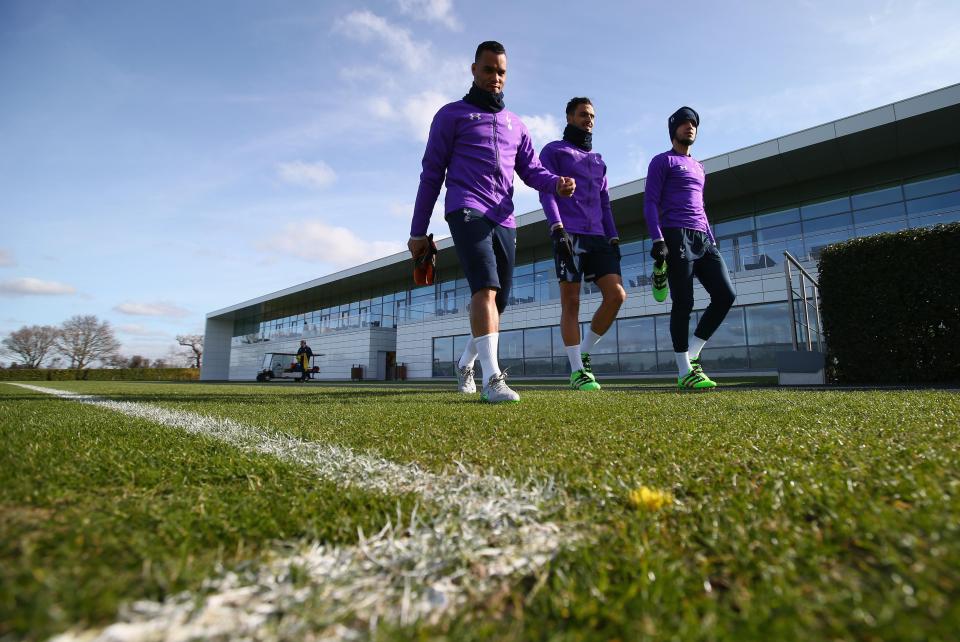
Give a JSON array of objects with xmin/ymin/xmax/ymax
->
[
  {"xmin": 580, "ymin": 328, "xmax": 603, "ymax": 354},
  {"xmin": 458, "ymin": 336, "xmax": 478, "ymax": 369},
  {"xmin": 688, "ymin": 336, "xmax": 707, "ymax": 360},
  {"xmin": 675, "ymin": 351, "xmax": 692, "ymax": 376},
  {"xmin": 474, "ymin": 333, "xmax": 501, "ymax": 381},
  {"xmin": 566, "ymin": 346, "xmax": 584, "ymax": 372}
]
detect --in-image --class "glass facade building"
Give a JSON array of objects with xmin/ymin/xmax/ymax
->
[
  {"xmin": 203, "ymin": 85, "xmax": 960, "ymax": 381},
  {"xmin": 232, "ymin": 170, "xmax": 960, "ymax": 357}
]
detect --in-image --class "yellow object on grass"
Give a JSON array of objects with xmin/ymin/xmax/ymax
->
[{"xmin": 627, "ymin": 486, "xmax": 674, "ymax": 511}]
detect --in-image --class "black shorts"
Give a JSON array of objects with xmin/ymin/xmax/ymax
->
[
  {"xmin": 662, "ymin": 227, "xmax": 716, "ymax": 263},
  {"xmin": 554, "ymin": 233, "xmax": 621, "ymax": 283},
  {"xmin": 445, "ymin": 208, "xmax": 516, "ymax": 306}
]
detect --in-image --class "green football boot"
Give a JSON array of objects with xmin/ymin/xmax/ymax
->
[
  {"xmin": 678, "ymin": 366, "xmax": 716, "ymax": 390},
  {"xmin": 570, "ymin": 368, "xmax": 601, "ymax": 391},
  {"xmin": 652, "ymin": 260, "xmax": 669, "ymax": 302},
  {"xmin": 690, "ymin": 356, "xmax": 704, "ymax": 375}
]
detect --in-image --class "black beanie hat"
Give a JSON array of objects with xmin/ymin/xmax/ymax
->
[{"xmin": 668, "ymin": 106, "xmax": 700, "ymax": 140}]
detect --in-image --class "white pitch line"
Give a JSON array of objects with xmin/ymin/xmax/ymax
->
[{"xmin": 11, "ymin": 384, "xmax": 570, "ymax": 642}]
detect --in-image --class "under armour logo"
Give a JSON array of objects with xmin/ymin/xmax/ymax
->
[
  {"xmin": 505, "ymin": 116, "xmax": 513, "ymax": 130},
  {"xmin": 468, "ymin": 113, "xmax": 482, "ymax": 121}
]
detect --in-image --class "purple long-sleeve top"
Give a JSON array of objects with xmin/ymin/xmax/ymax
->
[
  {"xmin": 643, "ymin": 150, "xmax": 714, "ymax": 242},
  {"xmin": 538, "ymin": 140, "xmax": 618, "ymax": 239},
  {"xmin": 410, "ymin": 100, "xmax": 560, "ymax": 237}
]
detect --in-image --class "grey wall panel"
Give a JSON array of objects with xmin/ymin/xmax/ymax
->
[{"xmin": 201, "ymin": 317, "xmax": 233, "ymax": 380}]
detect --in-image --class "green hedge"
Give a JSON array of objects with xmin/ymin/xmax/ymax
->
[
  {"xmin": 818, "ymin": 222, "xmax": 960, "ymax": 383},
  {"xmin": 0, "ymin": 368, "xmax": 200, "ymax": 382}
]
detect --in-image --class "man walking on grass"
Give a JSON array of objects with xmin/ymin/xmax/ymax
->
[
  {"xmin": 408, "ymin": 40, "xmax": 576, "ymax": 403},
  {"xmin": 644, "ymin": 107, "xmax": 735, "ymax": 389},
  {"xmin": 539, "ymin": 97, "xmax": 626, "ymax": 391}
]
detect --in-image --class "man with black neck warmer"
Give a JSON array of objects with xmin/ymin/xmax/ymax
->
[
  {"xmin": 539, "ymin": 97, "xmax": 626, "ymax": 391},
  {"xmin": 408, "ymin": 40, "xmax": 576, "ymax": 403},
  {"xmin": 644, "ymin": 106, "xmax": 736, "ymax": 390}
]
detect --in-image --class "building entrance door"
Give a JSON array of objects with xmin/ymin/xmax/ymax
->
[{"xmin": 385, "ymin": 351, "xmax": 397, "ymax": 380}]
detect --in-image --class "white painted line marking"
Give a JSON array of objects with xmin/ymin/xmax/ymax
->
[{"xmin": 11, "ymin": 384, "xmax": 570, "ymax": 641}]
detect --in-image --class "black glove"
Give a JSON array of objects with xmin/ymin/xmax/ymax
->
[
  {"xmin": 552, "ymin": 227, "xmax": 574, "ymax": 263},
  {"xmin": 650, "ymin": 240, "xmax": 668, "ymax": 264},
  {"xmin": 610, "ymin": 238, "xmax": 621, "ymax": 260}
]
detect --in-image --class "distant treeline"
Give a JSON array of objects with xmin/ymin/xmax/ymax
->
[{"xmin": 0, "ymin": 368, "xmax": 200, "ymax": 381}]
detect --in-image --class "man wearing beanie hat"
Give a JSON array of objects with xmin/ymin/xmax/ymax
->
[
  {"xmin": 539, "ymin": 97, "xmax": 626, "ymax": 391},
  {"xmin": 643, "ymin": 107, "xmax": 736, "ymax": 389}
]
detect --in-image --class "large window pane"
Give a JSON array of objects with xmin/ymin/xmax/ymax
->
[
  {"xmin": 552, "ymin": 325, "xmax": 570, "ymax": 353},
  {"xmin": 553, "ymin": 356, "xmax": 571, "ymax": 375},
  {"xmin": 851, "ymin": 185, "xmax": 902, "ymax": 210},
  {"xmin": 524, "ymin": 327, "xmax": 552, "ymax": 358},
  {"xmin": 621, "ymin": 254, "xmax": 648, "ymax": 289},
  {"xmin": 745, "ymin": 303, "xmax": 792, "ymax": 345},
  {"xmin": 433, "ymin": 336, "xmax": 453, "ymax": 377},
  {"xmin": 499, "ymin": 330, "xmax": 524, "ymax": 361},
  {"xmin": 801, "ymin": 197, "xmax": 850, "ymax": 220},
  {"xmin": 619, "ymin": 240, "xmax": 645, "ymax": 256},
  {"xmin": 619, "ymin": 352, "xmax": 658, "ymax": 374},
  {"xmin": 713, "ymin": 216, "xmax": 755, "ymax": 236},
  {"xmin": 656, "ymin": 313, "xmax": 697, "ymax": 370},
  {"xmin": 749, "ymin": 343, "xmax": 793, "ymax": 369},
  {"xmin": 903, "ymin": 173, "xmax": 960, "ymax": 199},
  {"xmin": 757, "ymin": 222, "xmax": 803, "ymax": 256},
  {"xmin": 907, "ymin": 192, "xmax": 960, "ymax": 221},
  {"xmin": 514, "ymin": 262, "xmax": 534, "ymax": 277},
  {"xmin": 582, "ymin": 322, "xmax": 617, "ymax": 353},
  {"xmin": 707, "ymin": 308, "xmax": 746, "ymax": 347},
  {"xmin": 804, "ymin": 212, "xmax": 853, "ymax": 258},
  {"xmin": 803, "ymin": 212, "xmax": 852, "ymax": 235},
  {"xmin": 854, "ymin": 201, "xmax": 906, "ymax": 228},
  {"xmin": 618, "ymin": 317, "xmax": 656, "ymax": 352},
  {"xmin": 699, "ymin": 346, "xmax": 749, "ymax": 370},
  {"xmin": 655, "ymin": 315, "xmax": 674, "ymax": 353},
  {"xmin": 756, "ymin": 207, "xmax": 800, "ymax": 228},
  {"xmin": 589, "ymin": 353, "xmax": 619, "ymax": 374},
  {"xmin": 524, "ymin": 358, "xmax": 553, "ymax": 376}
]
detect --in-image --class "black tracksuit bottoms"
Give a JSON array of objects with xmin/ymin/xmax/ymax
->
[{"xmin": 663, "ymin": 227, "xmax": 736, "ymax": 353}]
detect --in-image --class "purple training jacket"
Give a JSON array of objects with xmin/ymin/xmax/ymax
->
[{"xmin": 411, "ymin": 100, "xmax": 560, "ymax": 237}]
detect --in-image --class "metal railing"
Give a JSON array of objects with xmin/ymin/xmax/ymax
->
[{"xmin": 783, "ymin": 251, "xmax": 824, "ymax": 352}]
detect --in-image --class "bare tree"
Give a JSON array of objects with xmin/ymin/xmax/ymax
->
[
  {"xmin": 151, "ymin": 357, "xmax": 169, "ymax": 368},
  {"xmin": 127, "ymin": 355, "xmax": 149, "ymax": 368},
  {"xmin": 1, "ymin": 325, "xmax": 60, "ymax": 368},
  {"xmin": 176, "ymin": 334, "xmax": 203, "ymax": 369},
  {"xmin": 56, "ymin": 315, "xmax": 122, "ymax": 369}
]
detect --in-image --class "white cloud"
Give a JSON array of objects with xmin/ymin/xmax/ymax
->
[
  {"xmin": 0, "ymin": 277, "xmax": 76, "ymax": 297},
  {"xmin": 397, "ymin": 0, "xmax": 461, "ymax": 31},
  {"xmin": 402, "ymin": 91, "xmax": 449, "ymax": 142},
  {"xmin": 114, "ymin": 302, "xmax": 190, "ymax": 318},
  {"xmin": 118, "ymin": 324, "xmax": 170, "ymax": 337},
  {"xmin": 335, "ymin": 11, "xmax": 467, "ymax": 142},
  {"xmin": 368, "ymin": 96, "xmax": 397, "ymax": 120},
  {"xmin": 335, "ymin": 10, "xmax": 428, "ymax": 72},
  {"xmin": 0, "ymin": 249, "xmax": 14, "ymax": 267},
  {"xmin": 277, "ymin": 160, "xmax": 337, "ymax": 189},
  {"xmin": 388, "ymin": 202, "xmax": 414, "ymax": 219},
  {"xmin": 259, "ymin": 220, "xmax": 403, "ymax": 267},
  {"xmin": 520, "ymin": 114, "xmax": 562, "ymax": 149}
]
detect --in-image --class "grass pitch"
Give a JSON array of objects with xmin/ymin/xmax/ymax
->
[{"xmin": 1, "ymin": 381, "xmax": 958, "ymax": 641}]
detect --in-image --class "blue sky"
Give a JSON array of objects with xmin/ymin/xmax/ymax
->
[{"xmin": 1, "ymin": 0, "xmax": 958, "ymax": 361}]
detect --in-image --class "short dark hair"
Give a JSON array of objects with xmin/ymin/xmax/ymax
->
[
  {"xmin": 475, "ymin": 40, "xmax": 506, "ymax": 62},
  {"xmin": 566, "ymin": 97, "xmax": 593, "ymax": 116}
]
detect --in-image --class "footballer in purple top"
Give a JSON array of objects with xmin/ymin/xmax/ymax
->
[
  {"xmin": 644, "ymin": 107, "xmax": 736, "ymax": 390},
  {"xmin": 539, "ymin": 97, "xmax": 626, "ymax": 392},
  {"xmin": 407, "ymin": 41, "xmax": 576, "ymax": 404}
]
